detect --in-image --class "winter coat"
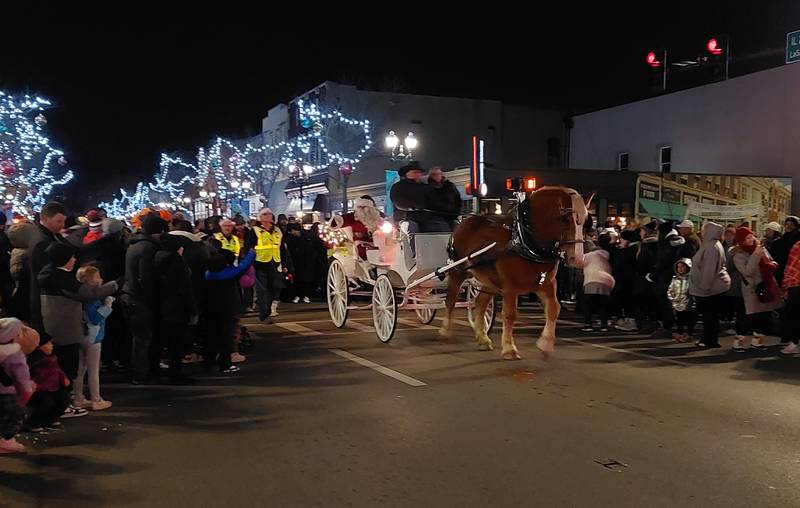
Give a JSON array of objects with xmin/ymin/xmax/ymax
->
[
  {"xmin": 27, "ymin": 351, "xmax": 68, "ymax": 393},
  {"xmin": 689, "ymin": 222, "xmax": 731, "ymax": 298},
  {"xmin": 27, "ymin": 224, "xmax": 63, "ymax": 331},
  {"xmin": 0, "ymin": 230, "xmax": 12, "ymax": 306},
  {"xmin": 83, "ymin": 299, "xmax": 113, "ymax": 344},
  {"xmin": 679, "ymin": 233, "xmax": 701, "ymax": 260},
  {"xmin": 725, "ymin": 245, "xmax": 743, "ymax": 298},
  {"xmin": 0, "ymin": 349, "xmax": 31, "ymax": 396},
  {"xmin": 181, "ymin": 239, "xmax": 210, "ymax": 311},
  {"xmin": 770, "ymin": 229, "xmax": 800, "ymax": 284},
  {"xmin": 634, "ymin": 237, "xmax": 658, "ymax": 297},
  {"xmin": 122, "ymin": 233, "xmax": 160, "ymax": 305},
  {"xmin": 389, "ymin": 178, "xmax": 431, "ymax": 223},
  {"xmin": 582, "ymin": 249, "xmax": 615, "ymax": 295},
  {"xmin": 426, "ymin": 179, "xmax": 462, "ymax": 220},
  {"xmin": 611, "ymin": 243, "xmax": 637, "ymax": 292},
  {"xmin": 154, "ymin": 250, "xmax": 197, "ymax": 324},
  {"xmin": 652, "ymin": 231, "xmax": 686, "ymax": 297},
  {"xmin": 732, "ymin": 247, "xmax": 784, "ymax": 315},
  {"xmin": 286, "ymin": 231, "xmax": 320, "ymax": 284},
  {"xmin": 667, "ymin": 258, "xmax": 694, "ymax": 312},
  {"xmin": 205, "ymin": 250, "xmax": 255, "ymax": 319},
  {"xmin": 38, "ymin": 265, "xmax": 118, "ymax": 347}
]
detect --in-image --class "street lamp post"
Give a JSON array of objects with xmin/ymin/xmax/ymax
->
[
  {"xmin": 289, "ymin": 162, "xmax": 314, "ymax": 212},
  {"xmin": 385, "ymin": 130, "xmax": 418, "ymax": 162}
]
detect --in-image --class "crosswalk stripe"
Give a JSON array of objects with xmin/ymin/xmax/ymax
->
[
  {"xmin": 344, "ymin": 320, "xmax": 374, "ymax": 332},
  {"xmin": 330, "ymin": 349, "xmax": 427, "ymax": 387},
  {"xmin": 272, "ymin": 322, "xmax": 322, "ymax": 336},
  {"xmin": 398, "ymin": 318, "xmax": 438, "ymax": 329}
]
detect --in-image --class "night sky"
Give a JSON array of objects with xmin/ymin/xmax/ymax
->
[{"xmin": 2, "ymin": 3, "xmax": 797, "ymax": 211}]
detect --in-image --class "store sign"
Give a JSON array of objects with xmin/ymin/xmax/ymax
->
[
  {"xmin": 638, "ymin": 181, "xmax": 660, "ymax": 201},
  {"xmin": 787, "ymin": 29, "xmax": 800, "ymax": 64}
]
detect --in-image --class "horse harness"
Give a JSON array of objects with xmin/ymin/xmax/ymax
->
[{"xmin": 509, "ymin": 195, "xmax": 585, "ymax": 264}]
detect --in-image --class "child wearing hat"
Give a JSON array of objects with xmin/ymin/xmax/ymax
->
[
  {"xmin": 0, "ymin": 317, "xmax": 34, "ymax": 453},
  {"xmin": 25, "ymin": 334, "xmax": 71, "ymax": 431}
]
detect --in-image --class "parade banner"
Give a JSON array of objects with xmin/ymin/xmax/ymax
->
[{"xmin": 684, "ymin": 201, "xmax": 763, "ymax": 220}]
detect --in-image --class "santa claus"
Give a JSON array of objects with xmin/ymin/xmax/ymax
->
[{"xmin": 341, "ymin": 195, "xmax": 381, "ymax": 258}]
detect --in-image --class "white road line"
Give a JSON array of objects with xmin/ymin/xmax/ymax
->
[
  {"xmin": 329, "ymin": 349, "xmax": 427, "ymax": 387},
  {"xmin": 272, "ymin": 322, "xmax": 322, "ymax": 336},
  {"xmin": 558, "ymin": 337, "xmax": 692, "ymax": 366}
]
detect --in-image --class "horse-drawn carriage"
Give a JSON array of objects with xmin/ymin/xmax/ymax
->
[
  {"xmin": 325, "ymin": 220, "xmax": 497, "ymax": 343},
  {"xmin": 325, "ymin": 185, "xmax": 591, "ymax": 360}
]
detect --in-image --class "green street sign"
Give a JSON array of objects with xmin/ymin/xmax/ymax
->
[{"xmin": 787, "ymin": 30, "xmax": 800, "ymax": 64}]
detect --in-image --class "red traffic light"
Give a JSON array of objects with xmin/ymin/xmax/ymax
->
[
  {"xmin": 706, "ymin": 38, "xmax": 722, "ymax": 55},
  {"xmin": 646, "ymin": 51, "xmax": 661, "ymax": 68}
]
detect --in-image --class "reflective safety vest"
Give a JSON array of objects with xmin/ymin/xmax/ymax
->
[
  {"xmin": 214, "ymin": 233, "xmax": 241, "ymax": 256},
  {"xmin": 252, "ymin": 226, "xmax": 282, "ymax": 263}
]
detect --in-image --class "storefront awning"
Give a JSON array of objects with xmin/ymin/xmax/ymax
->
[{"xmin": 638, "ymin": 198, "xmax": 702, "ymax": 222}]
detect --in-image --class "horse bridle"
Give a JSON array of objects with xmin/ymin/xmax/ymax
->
[{"xmin": 510, "ymin": 193, "xmax": 587, "ymax": 263}]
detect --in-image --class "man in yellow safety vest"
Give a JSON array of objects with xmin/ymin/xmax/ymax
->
[
  {"xmin": 248, "ymin": 208, "xmax": 293, "ymax": 323},
  {"xmin": 214, "ymin": 219, "xmax": 241, "ymax": 256}
]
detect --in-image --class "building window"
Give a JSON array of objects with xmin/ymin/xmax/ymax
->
[
  {"xmin": 659, "ymin": 146, "xmax": 671, "ymax": 173},
  {"xmin": 617, "ymin": 152, "xmax": 629, "ymax": 171}
]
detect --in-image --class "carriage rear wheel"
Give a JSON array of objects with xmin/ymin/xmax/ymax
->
[
  {"xmin": 327, "ymin": 259, "xmax": 349, "ymax": 328},
  {"xmin": 467, "ymin": 283, "xmax": 496, "ymax": 334},
  {"xmin": 414, "ymin": 289, "xmax": 437, "ymax": 324},
  {"xmin": 372, "ymin": 275, "xmax": 397, "ymax": 343}
]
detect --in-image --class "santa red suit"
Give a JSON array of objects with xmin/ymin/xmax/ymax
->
[{"xmin": 341, "ymin": 198, "xmax": 380, "ymax": 259}]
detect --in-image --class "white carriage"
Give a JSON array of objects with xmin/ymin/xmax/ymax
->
[{"xmin": 326, "ymin": 222, "xmax": 497, "ymax": 343}]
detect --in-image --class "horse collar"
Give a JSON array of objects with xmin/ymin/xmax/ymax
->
[{"xmin": 509, "ymin": 199, "xmax": 562, "ymax": 263}]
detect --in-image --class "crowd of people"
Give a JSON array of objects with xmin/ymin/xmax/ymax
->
[
  {"xmin": 0, "ymin": 201, "xmax": 333, "ymax": 454},
  {"xmin": 573, "ymin": 215, "xmax": 800, "ymax": 353}
]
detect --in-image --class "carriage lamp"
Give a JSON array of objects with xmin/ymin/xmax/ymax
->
[{"xmin": 380, "ymin": 221, "xmax": 394, "ymax": 235}]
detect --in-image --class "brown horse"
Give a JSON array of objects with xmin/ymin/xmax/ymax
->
[{"xmin": 439, "ymin": 186, "xmax": 591, "ymax": 360}]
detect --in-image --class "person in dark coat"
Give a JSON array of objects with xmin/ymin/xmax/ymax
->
[
  {"xmin": 650, "ymin": 221, "xmax": 686, "ymax": 339},
  {"xmin": 634, "ymin": 222, "xmax": 659, "ymax": 332},
  {"xmin": 122, "ymin": 213, "xmax": 166, "ymax": 385},
  {"xmin": 154, "ymin": 234, "xmax": 196, "ymax": 384},
  {"xmin": 285, "ymin": 223, "xmax": 317, "ymax": 303},
  {"xmin": 426, "ymin": 166, "xmax": 462, "ymax": 231},
  {"xmin": 611, "ymin": 229, "xmax": 640, "ymax": 331},
  {"xmin": 677, "ymin": 219, "xmax": 700, "ymax": 259},
  {"xmin": 204, "ymin": 247, "xmax": 255, "ymax": 373},
  {"xmin": 389, "ymin": 163, "xmax": 431, "ymax": 229},
  {"xmin": 771, "ymin": 216, "xmax": 800, "ymax": 285},
  {"xmin": 27, "ymin": 203, "xmax": 68, "ymax": 334}
]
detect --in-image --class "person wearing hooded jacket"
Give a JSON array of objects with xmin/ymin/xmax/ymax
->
[
  {"xmin": 689, "ymin": 221, "xmax": 731, "ymax": 348},
  {"xmin": 634, "ymin": 222, "xmax": 659, "ymax": 332},
  {"xmin": 611, "ymin": 229, "xmax": 640, "ymax": 331},
  {"xmin": 580, "ymin": 233, "xmax": 616, "ymax": 332},
  {"xmin": 122, "ymin": 214, "xmax": 166, "ymax": 385},
  {"xmin": 649, "ymin": 221, "xmax": 686, "ymax": 338},
  {"xmin": 770, "ymin": 216, "xmax": 800, "ymax": 285},
  {"xmin": 667, "ymin": 258, "xmax": 695, "ymax": 342},
  {"xmin": 730, "ymin": 226, "xmax": 783, "ymax": 352}
]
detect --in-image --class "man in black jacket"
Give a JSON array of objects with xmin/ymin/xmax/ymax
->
[
  {"xmin": 27, "ymin": 202, "xmax": 67, "ymax": 334},
  {"xmin": 389, "ymin": 163, "xmax": 428, "ymax": 227},
  {"xmin": 771, "ymin": 216, "xmax": 800, "ymax": 285},
  {"xmin": 426, "ymin": 166, "xmax": 462, "ymax": 231},
  {"xmin": 650, "ymin": 221, "xmax": 686, "ymax": 339},
  {"xmin": 122, "ymin": 214, "xmax": 166, "ymax": 384}
]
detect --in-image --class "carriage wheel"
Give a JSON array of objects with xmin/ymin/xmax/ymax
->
[
  {"xmin": 467, "ymin": 283, "xmax": 496, "ymax": 334},
  {"xmin": 372, "ymin": 275, "xmax": 397, "ymax": 343},
  {"xmin": 414, "ymin": 289, "xmax": 437, "ymax": 324},
  {"xmin": 327, "ymin": 259, "xmax": 349, "ymax": 328}
]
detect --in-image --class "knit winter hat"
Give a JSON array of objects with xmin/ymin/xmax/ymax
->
[
  {"xmin": 46, "ymin": 242, "xmax": 76, "ymax": 267},
  {"xmin": 0, "ymin": 317, "xmax": 23, "ymax": 345},
  {"xmin": 678, "ymin": 219, "xmax": 694, "ymax": 229},
  {"xmin": 766, "ymin": 221, "xmax": 782, "ymax": 233},
  {"xmin": 16, "ymin": 326, "xmax": 39, "ymax": 355},
  {"xmin": 642, "ymin": 221, "xmax": 658, "ymax": 235},
  {"xmin": 142, "ymin": 214, "xmax": 168, "ymax": 235},
  {"xmin": 786, "ymin": 216, "xmax": 800, "ymax": 229},
  {"xmin": 735, "ymin": 226, "xmax": 754, "ymax": 246},
  {"xmin": 86, "ymin": 210, "xmax": 103, "ymax": 227}
]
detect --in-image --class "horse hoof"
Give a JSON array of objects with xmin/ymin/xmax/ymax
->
[
  {"xmin": 477, "ymin": 340, "xmax": 493, "ymax": 351},
  {"xmin": 539, "ymin": 349, "xmax": 551, "ymax": 361},
  {"xmin": 438, "ymin": 327, "xmax": 452, "ymax": 339},
  {"xmin": 502, "ymin": 350, "xmax": 522, "ymax": 361}
]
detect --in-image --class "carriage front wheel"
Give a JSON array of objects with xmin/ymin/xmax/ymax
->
[
  {"xmin": 372, "ymin": 274, "xmax": 397, "ymax": 343},
  {"xmin": 467, "ymin": 283, "xmax": 496, "ymax": 334},
  {"xmin": 327, "ymin": 259, "xmax": 349, "ymax": 328},
  {"xmin": 414, "ymin": 289, "xmax": 437, "ymax": 324}
]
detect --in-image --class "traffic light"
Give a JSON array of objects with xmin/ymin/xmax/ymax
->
[
  {"xmin": 704, "ymin": 35, "xmax": 729, "ymax": 80},
  {"xmin": 646, "ymin": 49, "xmax": 667, "ymax": 91}
]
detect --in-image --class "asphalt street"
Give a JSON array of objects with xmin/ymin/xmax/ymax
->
[{"xmin": 2, "ymin": 301, "xmax": 800, "ymax": 508}]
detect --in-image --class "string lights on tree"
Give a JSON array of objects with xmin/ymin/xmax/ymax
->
[
  {"xmin": 101, "ymin": 100, "xmax": 374, "ymax": 219},
  {"xmin": 0, "ymin": 92, "xmax": 74, "ymax": 213}
]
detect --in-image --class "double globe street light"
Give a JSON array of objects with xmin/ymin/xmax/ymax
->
[{"xmin": 385, "ymin": 131, "xmax": 418, "ymax": 161}]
